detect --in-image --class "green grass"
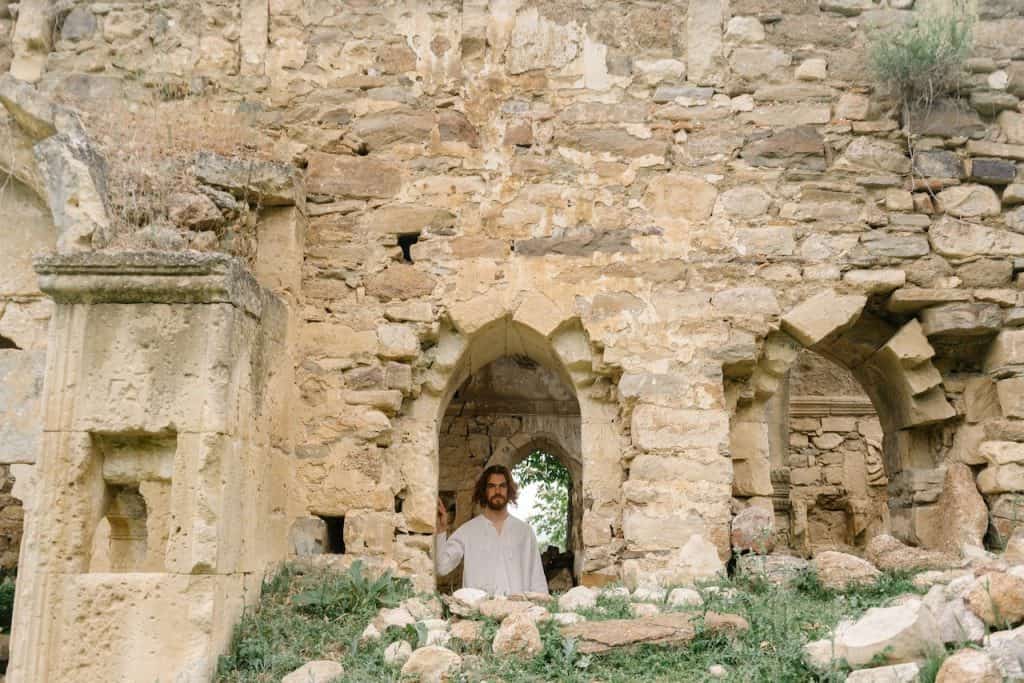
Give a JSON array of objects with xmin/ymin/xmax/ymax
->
[{"xmin": 216, "ymin": 565, "xmax": 930, "ymax": 683}]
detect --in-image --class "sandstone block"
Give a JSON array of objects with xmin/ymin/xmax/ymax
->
[
  {"xmin": 725, "ymin": 16, "xmax": 765, "ymax": 43},
  {"xmin": 999, "ymin": 111, "xmax": 1024, "ymax": 144},
  {"xmin": 365, "ymin": 265, "xmax": 437, "ymax": 301},
  {"xmin": 843, "ymin": 269, "xmax": 906, "ymax": 294},
  {"xmin": 781, "ymin": 291, "xmax": 866, "ymax": 347},
  {"xmin": 937, "ymin": 184, "xmax": 1002, "ymax": 217},
  {"xmin": 845, "ymin": 663, "xmax": 919, "ymax": 683},
  {"xmin": 866, "ymin": 534, "xmax": 963, "ymax": 572},
  {"xmin": 813, "ymin": 551, "xmax": 880, "ymax": 591},
  {"xmin": 935, "ymin": 463, "xmax": 989, "ymax": 555},
  {"xmin": 935, "ymin": 648, "xmax": 1001, "ymax": 683},
  {"xmin": 643, "ymin": 174, "xmax": 718, "ymax": 223},
  {"xmin": 559, "ymin": 586, "xmax": 598, "ymax": 612},
  {"xmin": 920, "ymin": 303, "xmax": 1002, "ymax": 338},
  {"xmin": 194, "ymin": 151, "xmax": 299, "ymax": 206},
  {"xmin": 997, "ymin": 377, "xmax": 1024, "ymax": 418},
  {"xmin": 384, "ymin": 640, "xmax": 412, "ymax": 666},
  {"xmin": 306, "ymin": 152, "xmax": 401, "ymax": 200},
  {"xmin": 492, "ymin": 613, "xmax": 542, "ymax": 657},
  {"xmin": 736, "ymin": 554, "xmax": 808, "ymax": 586},
  {"xmin": 985, "ymin": 329, "xmax": 1024, "ymax": 375},
  {"xmin": 376, "ymin": 324, "xmax": 419, "ymax": 361},
  {"xmin": 966, "ymin": 140, "xmax": 1024, "ymax": 161},
  {"xmin": 965, "ymin": 572, "xmax": 1024, "ymax": 627},
  {"xmin": 930, "ymin": 217, "xmax": 1024, "ymax": 259},
  {"xmin": 400, "ymin": 646, "xmax": 461, "ymax": 682},
  {"xmin": 834, "ymin": 598, "xmax": 943, "ymax": 667},
  {"xmin": 289, "ymin": 517, "xmax": 327, "ymax": 556},
  {"xmin": 281, "ymin": 660, "xmax": 343, "ymax": 683},
  {"xmin": 834, "ymin": 137, "xmax": 911, "ymax": 174},
  {"xmin": 363, "ymin": 205, "xmax": 454, "ymax": 235},
  {"xmin": 978, "ymin": 463, "xmax": 1024, "ymax": 494},
  {"xmin": 667, "ymin": 588, "xmax": 704, "ymax": 607},
  {"xmin": 914, "ymin": 150, "xmax": 964, "ymax": 179},
  {"xmin": 731, "ymin": 506, "xmax": 775, "ymax": 554}
]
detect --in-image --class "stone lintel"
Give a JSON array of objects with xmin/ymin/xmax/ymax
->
[
  {"xmin": 34, "ymin": 251, "xmax": 264, "ymax": 317},
  {"xmin": 788, "ymin": 396, "xmax": 876, "ymax": 417}
]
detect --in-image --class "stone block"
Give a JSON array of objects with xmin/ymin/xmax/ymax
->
[
  {"xmin": 781, "ymin": 291, "xmax": 866, "ymax": 347},
  {"xmin": 937, "ymin": 184, "xmax": 1002, "ymax": 217},
  {"xmin": 919, "ymin": 303, "xmax": 1002, "ymax": 337},
  {"xmin": 887, "ymin": 288, "xmax": 971, "ymax": 314},
  {"xmin": 733, "ymin": 457, "xmax": 773, "ymax": 496},
  {"xmin": 289, "ymin": 517, "xmax": 328, "ymax": 556},
  {"xmin": 305, "ymin": 152, "xmax": 401, "ymax": 200},
  {"xmin": 930, "ymin": 216, "xmax": 1024, "ymax": 259},
  {"xmin": 631, "ymin": 405, "xmax": 729, "ymax": 452},
  {"xmin": 376, "ymin": 323, "xmax": 419, "ymax": 360},
  {"xmin": 195, "ymin": 151, "xmax": 299, "ymax": 206},
  {"xmin": 913, "ymin": 150, "xmax": 964, "ymax": 179},
  {"xmin": 968, "ymin": 157, "xmax": 1018, "ymax": 185},
  {"xmin": 966, "ymin": 140, "xmax": 1024, "ymax": 161},
  {"xmin": 985, "ymin": 329, "xmax": 1024, "ymax": 375},
  {"xmin": 0, "ymin": 350, "xmax": 44, "ymax": 465},
  {"xmin": 831, "ymin": 598, "xmax": 943, "ymax": 667},
  {"xmin": 997, "ymin": 377, "xmax": 1024, "ymax": 418}
]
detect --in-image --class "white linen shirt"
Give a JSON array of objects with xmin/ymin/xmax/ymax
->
[{"xmin": 435, "ymin": 514, "xmax": 549, "ymax": 595}]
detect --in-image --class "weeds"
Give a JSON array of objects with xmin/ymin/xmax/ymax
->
[
  {"xmin": 867, "ymin": 0, "xmax": 974, "ymax": 111},
  {"xmin": 217, "ymin": 564, "xmax": 932, "ymax": 683}
]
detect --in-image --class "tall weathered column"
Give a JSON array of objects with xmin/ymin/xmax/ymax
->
[{"xmin": 8, "ymin": 252, "xmax": 292, "ymax": 683}]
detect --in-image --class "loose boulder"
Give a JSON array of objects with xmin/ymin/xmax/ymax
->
[
  {"xmin": 492, "ymin": 613, "xmax": 542, "ymax": 657},
  {"xmin": 400, "ymin": 646, "xmax": 462, "ymax": 683},
  {"xmin": 935, "ymin": 648, "xmax": 1001, "ymax": 683},
  {"xmin": 561, "ymin": 612, "xmax": 748, "ymax": 655},
  {"xmin": 866, "ymin": 534, "xmax": 963, "ymax": 572},
  {"xmin": 281, "ymin": 660, "xmax": 344, "ymax": 683},
  {"xmin": 812, "ymin": 551, "xmax": 880, "ymax": 591},
  {"xmin": 832, "ymin": 598, "xmax": 943, "ymax": 667},
  {"xmin": 731, "ymin": 506, "xmax": 775, "ymax": 554},
  {"xmin": 964, "ymin": 572, "xmax": 1024, "ymax": 627},
  {"xmin": 845, "ymin": 662, "xmax": 919, "ymax": 682},
  {"xmin": 558, "ymin": 585, "xmax": 598, "ymax": 612}
]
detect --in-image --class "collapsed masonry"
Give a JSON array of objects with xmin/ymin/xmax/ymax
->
[{"xmin": 1, "ymin": 0, "xmax": 1024, "ymax": 680}]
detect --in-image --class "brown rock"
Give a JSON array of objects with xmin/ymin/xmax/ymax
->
[
  {"xmin": 438, "ymin": 110, "xmax": 479, "ymax": 147},
  {"xmin": 730, "ymin": 506, "xmax": 775, "ymax": 554},
  {"xmin": 935, "ymin": 648, "xmax": 1001, "ymax": 683},
  {"xmin": 561, "ymin": 611, "xmax": 747, "ymax": 654},
  {"xmin": 813, "ymin": 551, "xmax": 881, "ymax": 591},
  {"xmin": 965, "ymin": 572, "xmax": 1024, "ymax": 628},
  {"xmin": 306, "ymin": 152, "xmax": 401, "ymax": 199},
  {"xmin": 350, "ymin": 111, "xmax": 434, "ymax": 151},
  {"xmin": 167, "ymin": 192, "xmax": 224, "ymax": 230},
  {"xmin": 364, "ymin": 265, "xmax": 437, "ymax": 301},
  {"xmin": 866, "ymin": 534, "xmax": 963, "ymax": 572},
  {"xmin": 492, "ymin": 613, "xmax": 542, "ymax": 657},
  {"xmin": 935, "ymin": 463, "xmax": 989, "ymax": 555}
]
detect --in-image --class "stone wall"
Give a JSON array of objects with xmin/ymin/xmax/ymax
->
[
  {"xmin": 777, "ymin": 350, "xmax": 888, "ymax": 555},
  {"xmin": 3, "ymin": 0, "xmax": 1024, "ymax": 679}
]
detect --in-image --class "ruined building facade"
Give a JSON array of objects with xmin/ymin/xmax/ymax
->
[{"xmin": 1, "ymin": 0, "xmax": 1024, "ymax": 680}]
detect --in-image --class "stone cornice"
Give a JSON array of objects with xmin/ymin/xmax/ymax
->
[
  {"xmin": 34, "ymin": 251, "xmax": 264, "ymax": 317},
  {"xmin": 789, "ymin": 395, "xmax": 876, "ymax": 417}
]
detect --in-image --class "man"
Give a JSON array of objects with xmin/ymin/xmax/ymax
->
[{"xmin": 435, "ymin": 464, "xmax": 549, "ymax": 595}]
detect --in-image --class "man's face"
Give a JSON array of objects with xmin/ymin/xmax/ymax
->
[{"xmin": 484, "ymin": 473, "xmax": 509, "ymax": 511}]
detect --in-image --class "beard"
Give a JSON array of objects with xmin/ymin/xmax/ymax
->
[{"xmin": 486, "ymin": 494, "xmax": 507, "ymax": 511}]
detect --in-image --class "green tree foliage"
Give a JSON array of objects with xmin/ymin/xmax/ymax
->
[{"xmin": 513, "ymin": 450, "xmax": 570, "ymax": 551}]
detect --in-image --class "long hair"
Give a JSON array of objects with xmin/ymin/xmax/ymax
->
[{"xmin": 473, "ymin": 464, "xmax": 518, "ymax": 507}]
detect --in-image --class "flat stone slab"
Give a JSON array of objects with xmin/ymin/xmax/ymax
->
[{"xmin": 561, "ymin": 611, "xmax": 748, "ymax": 654}]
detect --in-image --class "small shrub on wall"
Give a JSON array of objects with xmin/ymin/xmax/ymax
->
[{"xmin": 867, "ymin": 0, "xmax": 974, "ymax": 111}]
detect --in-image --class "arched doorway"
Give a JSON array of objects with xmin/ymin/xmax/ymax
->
[
  {"xmin": 436, "ymin": 354, "xmax": 582, "ymax": 592},
  {"xmin": 775, "ymin": 349, "xmax": 890, "ymax": 555}
]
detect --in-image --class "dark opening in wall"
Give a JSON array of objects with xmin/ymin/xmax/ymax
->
[
  {"xmin": 398, "ymin": 233, "xmax": 420, "ymax": 263},
  {"xmin": 320, "ymin": 515, "xmax": 345, "ymax": 554},
  {"xmin": 394, "ymin": 496, "xmax": 404, "ymax": 513},
  {"xmin": 0, "ymin": 335, "xmax": 19, "ymax": 350}
]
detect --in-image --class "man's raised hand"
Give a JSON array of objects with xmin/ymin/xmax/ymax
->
[{"xmin": 436, "ymin": 497, "xmax": 449, "ymax": 531}]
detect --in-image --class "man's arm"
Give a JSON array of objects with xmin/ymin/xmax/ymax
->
[
  {"xmin": 434, "ymin": 528, "xmax": 466, "ymax": 576},
  {"xmin": 434, "ymin": 498, "xmax": 465, "ymax": 576},
  {"xmin": 525, "ymin": 528, "xmax": 549, "ymax": 594}
]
